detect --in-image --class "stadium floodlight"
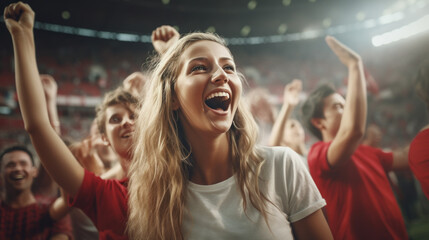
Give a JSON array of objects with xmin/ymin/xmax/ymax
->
[{"xmin": 372, "ymin": 14, "xmax": 429, "ymax": 47}]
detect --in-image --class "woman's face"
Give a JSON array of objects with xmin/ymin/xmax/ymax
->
[
  {"xmin": 174, "ymin": 40, "xmax": 242, "ymax": 138},
  {"xmin": 103, "ymin": 104, "xmax": 136, "ymax": 162},
  {"xmin": 282, "ymin": 119, "xmax": 305, "ymax": 146}
]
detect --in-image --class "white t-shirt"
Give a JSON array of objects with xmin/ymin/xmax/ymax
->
[{"xmin": 183, "ymin": 146, "xmax": 326, "ymax": 240}]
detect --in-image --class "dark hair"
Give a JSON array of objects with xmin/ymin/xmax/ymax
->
[
  {"xmin": 301, "ymin": 84, "xmax": 336, "ymax": 140},
  {"xmin": 0, "ymin": 145, "xmax": 35, "ymax": 167},
  {"xmin": 415, "ymin": 60, "xmax": 429, "ymax": 109},
  {"xmin": 95, "ymin": 87, "xmax": 139, "ymax": 134}
]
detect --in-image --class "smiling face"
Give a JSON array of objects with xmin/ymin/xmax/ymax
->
[
  {"xmin": 103, "ymin": 104, "xmax": 136, "ymax": 169},
  {"xmin": 174, "ymin": 40, "xmax": 242, "ymax": 138},
  {"xmin": 1, "ymin": 150, "xmax": 37, "ymax": 193}
]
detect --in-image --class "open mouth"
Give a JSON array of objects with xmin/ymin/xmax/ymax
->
[
  {"xmin": 205, "ymin": 92, "xmax": 231, "ymax": 111},
  {"xmin": 121, "ymin": 132, "xmax": 133, "ymax": 138},
  {"xmin": 11, "ymin": 174, "xmax": 25, "ymax": 181}
]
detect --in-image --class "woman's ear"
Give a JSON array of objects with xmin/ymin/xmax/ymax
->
[{"xmin": 311, "ymin": 118, "xmax": 325, "ymax": 131}]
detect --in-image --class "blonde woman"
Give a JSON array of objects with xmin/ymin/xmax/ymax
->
[{"xmin": 127, "ymin": 29, "xmax": 332, "ymax": 239}]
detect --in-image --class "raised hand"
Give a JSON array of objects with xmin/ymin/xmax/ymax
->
[
  {"xmin": 283, "ymin": 79, "xmax": 302, "ymax": 107},
  {"xmin": 325, "ymin": 36, "xmax": 361, "ymax": 69},
  {"xmin": 40, "ymin": 74, "xmax": 58, "ymax": 101},
  {"xmin": 69, "ymin": 137, "xmax": 105, "ymax": 176},
  {"xmin": 4, "ymin": 2, "xmax": 34, "ymax": 34},
  {"xmin": 123, "ymin": 72, "xmax": 147, "ymax": 97},
  {"xmin": 151, "ymin": 25, "xmax": 180, "ymax": 54}
]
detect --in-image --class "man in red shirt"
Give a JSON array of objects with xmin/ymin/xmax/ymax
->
[
  {"xmin": 0, "ymin": 146, "xmax": 72, "ymax": 239},
  {"xmin": 301, "ymin": 37, "xmax": 409, "ymax": 239}
]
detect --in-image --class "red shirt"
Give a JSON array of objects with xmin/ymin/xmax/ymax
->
[
  {"xmin": 308, "ymin": 142, "xmax": 408, "ymax": 240},
  {"xmin": 68, "ymin": 169, "xmax": 128, "ymax": 240},
  {"xmin": 0, "ymin": 200, "xmax": 73, "ymax": 239},
  {"xmin": 409, "ymin": 128, "xmax": 429, "ymax": 199}
]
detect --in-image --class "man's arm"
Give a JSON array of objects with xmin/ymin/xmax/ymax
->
[
  {"xmin": 49, "ymin": 188, "xmax": 71, "ymax": 221},
  {"xmin": 4, "ymin": 2, "xmax": 84, "ymax": 196},
  {"xmin": 392, "ymin": 146, "xmax": 410, "ymax": 170},
  {"xmin": 325, "ymin": 36, "xmax": 367, "ymax": 168},
  {"xmin": 269, "ymin": 79, "xmax": 302, "ymax": 146},
  {"xmin": 32, "ymin": 74, "xmax": 61, "ymax": 197}
]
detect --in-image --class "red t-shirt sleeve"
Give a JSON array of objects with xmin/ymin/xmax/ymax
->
[
  {"xmin": 308, "ymin": 141, "xmax": 332, "ymax": 176},
  {"xmin": 67, "ymin": 169, "xmax": 128, "ymax": 238},
  {"xmin": 370, "ymin": 146, "xmax": 394, "ymax": 172},
  {"xmin": 68, "ymin": 169, "xmax": 99, "ymax": 223},
  {"xmin": 409, "ymin": 129, "xmax": 429, "ymax": 199}
]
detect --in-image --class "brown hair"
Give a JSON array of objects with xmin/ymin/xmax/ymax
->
[{"xmin": 301, "ymin": 84, "xmax": 336, "ymax": 140}]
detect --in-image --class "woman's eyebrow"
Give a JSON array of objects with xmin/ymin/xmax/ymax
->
[
  {"xmin": 188, "ymin": 57, "xmax": 208, "ymax": 63},
  {"xmin": 188, "ymin": 56, "xmax": 233, "ymax": 63}
]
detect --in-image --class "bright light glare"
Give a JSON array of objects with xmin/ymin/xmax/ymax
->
[
  {"xmin": 372, "ymin": 15, "xmax": 429, "ymax": 47},
  {"xmin": 378, "ymin": 12, "xmax": 404, "ymax": 25}
]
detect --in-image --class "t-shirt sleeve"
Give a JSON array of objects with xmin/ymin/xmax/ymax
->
[
  {"xmin": 371, "ymin": 146, "xmax": 393, "ymax": 172},
  {"xmin": 308, "ymin": 141, "xmax": 332, "ymax": 176},
  {"xmin": 284, "ymin": 149, "xmax": 326, "ymax": 222},
  {"xmin": 409, "ymin": 130, "xmax": 429, "ymax": 198},
  {"xmin": 67, "ymin": 169, "xmax": 99, "ymax": 223},
  {"xmin": 67, "ymin": 169, "xmax": 128, "ymax": 236},
  {"xmin": 51, "ymin": 214, "xmax": 73, "ymax": 239}
]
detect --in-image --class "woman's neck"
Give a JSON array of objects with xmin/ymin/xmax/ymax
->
[{"xmin": 188, "ymin": 133, "xmax": 233, "ymax": 185}]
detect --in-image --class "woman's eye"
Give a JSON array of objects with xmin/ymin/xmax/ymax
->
[
  {"xmin": 224, "ymin": 65, "xmax": 235, "ymax": 72},
  {"xmin": 110, "ymin": 116, "xmax": 120, "ymax": 123},
  {"xmin": 191, "ymin": 65, "xmax": 206, "ymax": 72}
]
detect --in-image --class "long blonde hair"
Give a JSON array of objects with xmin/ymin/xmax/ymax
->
[{"xmin": 127, "ymin": 32, "xmax": 269, "ymax": 239}]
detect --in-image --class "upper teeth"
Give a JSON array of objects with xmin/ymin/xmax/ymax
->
[
  {"xmin": 122, "ymin": 133, "xmax": 132, "ymax": 138},
  {"xmin": 12, "ymin": 174, "xmax": 24, "ymax": 180},
  {"xmin": 206, "ymin": 92, "xmax": 230, "ymax": 100}
]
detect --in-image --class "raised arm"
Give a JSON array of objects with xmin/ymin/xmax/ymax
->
[
  {"xmin": 41, "ymin": 74, "xmax": 61, "ymax": 134},
  {"xmin": 325, "ymin": 36, "xmax": 367, "ymax": 167},
  {"xmin": 151, "ymin": 25, "xmax": 180, "ymax": 55},
  {"xmin": 32, "ymin": 74, "xmax": 62, "ymax": 198},
  {"xmin": 49, "ymin": 188, "xmax": 71, "ymax": 221},
  {"xmin": 4, "ymin": 2, "xmax": 84, "ymax": 196},
  {"xmin": 269, "ymin": 79, "xmax": 302, "ymax": 146}
]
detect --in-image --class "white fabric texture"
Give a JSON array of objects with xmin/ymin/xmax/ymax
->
[{"xmin": 183, "ymin": 146, "xmax": 326, "ymax": 240}]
